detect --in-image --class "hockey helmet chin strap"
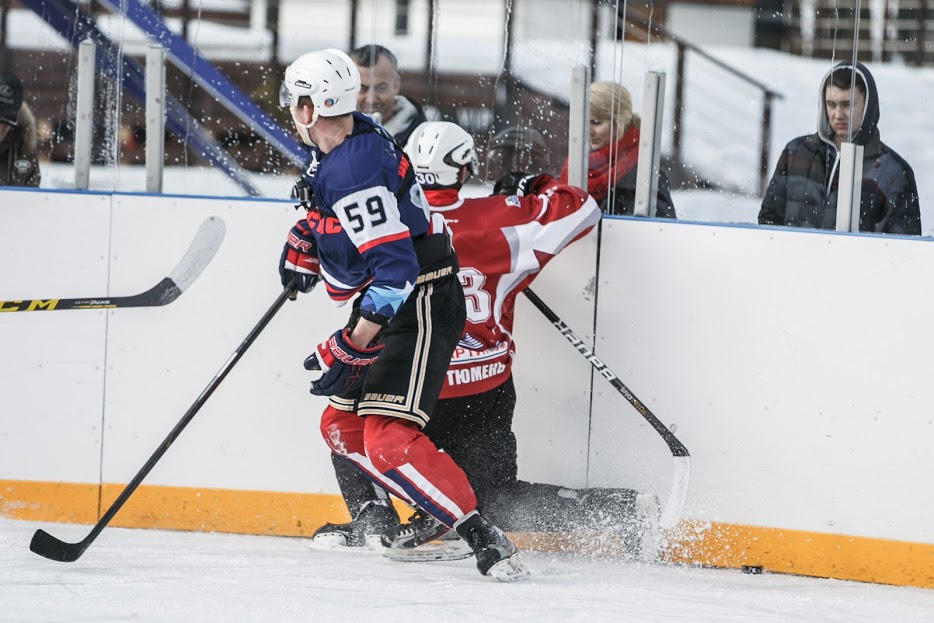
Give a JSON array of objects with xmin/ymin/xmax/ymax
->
[{"xmin": 291, "ymin": 107, "xmax": 319, "ymax": 146}]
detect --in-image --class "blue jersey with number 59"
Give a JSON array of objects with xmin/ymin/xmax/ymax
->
[{"xmin": 300, "ymin": 112, "xmax": 431, "ymax": 321}]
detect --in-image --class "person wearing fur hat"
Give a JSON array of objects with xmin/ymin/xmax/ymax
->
[
  {"xmin": 759, "ymin": 61, "xmax": 920, "ymax": 234},
  {"xmin": 0, "ymin": 70, "xmax": 41, "ymax": 187}
]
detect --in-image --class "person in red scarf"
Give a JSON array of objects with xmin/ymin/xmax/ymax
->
[{"xmin": 560, "ymin": 81, "xmax": 675, "ymax": 218}]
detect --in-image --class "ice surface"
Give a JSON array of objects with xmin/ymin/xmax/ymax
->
[{"xmin": 2, "ymin": 519, "xmax": 931, "ymax": 623}]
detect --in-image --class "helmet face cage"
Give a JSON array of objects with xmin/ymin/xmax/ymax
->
[
  {"xmin": 483, "ymin": 127, "xmax": 552, "ymax": 182},
  {"xmin": 280, "ymin": 49, "xmax": 360, "ymax": 118},
  {"xmin": 405, "ymin": 121, "xmax": 478, "ymax": 189}
]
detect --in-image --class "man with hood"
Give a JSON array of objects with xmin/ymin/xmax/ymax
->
[
  {"xmin": 349, "ymin": 44, "xmax": 427, "ymax": 148},
  {"xmin": 0, "ymin": 70, "xmax": 41, "ymax": 187},
  {"xmin": 759, "ymin": 61, "xmax": 920, "ymax": 235}
]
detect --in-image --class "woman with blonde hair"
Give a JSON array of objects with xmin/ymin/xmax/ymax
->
[{"xmin": 560, "ymin": 81, "xmax": 674, "ymax": 218}]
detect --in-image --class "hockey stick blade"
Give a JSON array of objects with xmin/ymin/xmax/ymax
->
[
  {"xmin": 29, "ymin": 528, "xmax": 90, "ymax": 563},
  {"xmin": 29, "ymin": 282, "xmax": 296, "ymax": 562},
  {"xmin": 0, "ymin": 216, "xmax": 225, "ymax": 312},
  {"xmin": 523, "ymin": 288, "xmax": 691, "ymax": 529},
  {"xmin": 661, "ymin": 456, "xmax": 691, "ymax": 529}
]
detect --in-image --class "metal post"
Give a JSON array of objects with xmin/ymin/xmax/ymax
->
[
  {"xmin": 74, "ymin": 38, "xmax": 96, "ymax": 191},
  {"xmin": 918, "ymin": 5, "xmax": 927, "ymax": 66},
  {"xmin": 250, "ymin": 0, "xmax": 268, "ymax": 34},
  {"xmin": 0, "ymin": 0, "xmax": 10, "ymax": 71},
  {"xmin": 760, "ymin": 94, "xmax": 774, "ymax": 196},
  {"xmin": 835, "ymin": 143, "xmax": 864, "ymax": 232},
  {"xmin": 267, "ymin": 0, "xmax": 281, "ymax": 66},
  {"xmin": 503, "ymin": 0, "xmax": 514, "ymax": 76},
  {"xmin": 498, "ymin": 0, "xmax": 517, "ymax": 128},
  {"xmin": 425, "ymin": 0, "xmax": 437, "ymax": 103},
  {"xmin": 425, "ymin": 0, "xmax": 435, "ymax": 77},
  {"xmin": 567, "ymin": 65, "xmax": 591, "ymax": 189},
  {"xmin": 634, "ymin": 71, "xmax": 666, "ymax": 217},
  {"xmin": 145, "ymin": 45, "xmax": 166, "ymax": 194},
  {"xmin": 589, "ymin": 0, "xmax": 600, "ymax": 80},
  {"xmin": 349, "ymin": 0, "xmax": 358, "ymax": 51},
  {"xmin": 672, "ymin": 43, "xmax": 686, "ymax": 172},
  {"xmin": 181, "ymin": 0, "xmax": 191, "ymax": 42}
]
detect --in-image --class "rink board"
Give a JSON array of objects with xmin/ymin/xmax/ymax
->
[{"xmin": 1, "ymin": 188, "xmax": 932, "ymax": 588}]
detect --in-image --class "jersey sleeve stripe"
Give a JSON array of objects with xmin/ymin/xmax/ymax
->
[
  {"xmin": 357, "ymin": 230, "xmax": 411, "ymax": 253},
  {"xmin": 324, "ymin": 280, "xmax": 368, "ymax": 301}
]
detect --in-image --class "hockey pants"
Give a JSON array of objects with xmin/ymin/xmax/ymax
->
[{"xmin": 321, "ymin": 405, "xmax": 477, "ymax": 527}]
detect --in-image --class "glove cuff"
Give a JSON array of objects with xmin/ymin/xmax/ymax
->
[{"xmin": 340, "ymin": 328, "xmax": 383, "ymax": 354}]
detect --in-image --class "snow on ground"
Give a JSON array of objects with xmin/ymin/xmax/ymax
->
[{"xmin": 2, "ymin": 519, "xmax": 932, "ymax": 623}]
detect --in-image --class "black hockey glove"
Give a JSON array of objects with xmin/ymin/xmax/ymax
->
[
  {"xmin": 305, "ymin": 328, "xmax": 383, "ymax": 396},
  {"xmin": 279, "ymin": 220, "xmax": 319, "ymax": 293},
  {"xmin": 492, "ymin": 171, "xmax": 552, "ymax": 197}
]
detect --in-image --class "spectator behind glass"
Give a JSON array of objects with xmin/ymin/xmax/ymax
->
[
  {"xmin": 560, "ymin": 81, "xmax": 674, "ymax": 218},
  {"xmin": 0, "ymin": 70, "xmax": 40, "ymax": 187},
  {"xmin": 483, "ymin": 126, "xmax": 554, "ymax": 183},
  {"xmin": 349, "ymin": 44, "xmax": 427, "ymax": 148},
  {"xmin": 759, "ymin": 61, "xmax": 921, "ymax": 235}
]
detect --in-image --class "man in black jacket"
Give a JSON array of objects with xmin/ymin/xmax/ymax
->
[
  {"xmin": 0, "ymin": 70, "xmax": 40, "ymax": 187},
  {"xmin": 759, "ymin": 61, "xmax": 920, "ymax": 235},
  {"xmin": 349, "ymin": 44, "xmax": 427, "ymax": 148}
]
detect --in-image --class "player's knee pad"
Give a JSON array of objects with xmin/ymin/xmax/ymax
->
[
  {"xmin": 363, "ymin": 415, "xmax": 426, "ymax": 473},
  {"xmin": 319, "ymin": 405, "xmax": 364, "ymax": 457}
]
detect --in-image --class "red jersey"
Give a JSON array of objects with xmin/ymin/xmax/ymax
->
[{"xmin": 425, "ymin": 179, "xmax": 600, "ymax": 399}]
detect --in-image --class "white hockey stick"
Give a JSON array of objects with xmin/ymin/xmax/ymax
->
[
  {"xmin": 524, "ymin": 288, "xmax": 691, "ymax": 529},
  {"xmin": 0, "ymin": 216, "xmax": 226, "ymax": 312}
]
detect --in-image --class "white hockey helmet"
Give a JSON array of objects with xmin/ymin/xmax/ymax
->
[
  {"xmin": 279, "ymin": 49, "xmax": 360, "ymax": 122},
  {"xmin": 404, "ymin": 121, "xmax": 479, "ymax": 189}
]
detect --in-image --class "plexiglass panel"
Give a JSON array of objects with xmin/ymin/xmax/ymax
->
[{"xmin": 1, "ymin": 0, "xmax": 928, "ymax": 234}]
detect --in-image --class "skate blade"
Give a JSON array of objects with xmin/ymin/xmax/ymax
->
[
  {"xmin": 487, "ymin": 554, "xmax": 531, "ymax": 582},
  {"xmin": 308, "ymin": 534, "xmax": 383, "ymax": 553},
  {"xmin": 383, "ymin": 540, "xmax": 474, "ymax": 562}
]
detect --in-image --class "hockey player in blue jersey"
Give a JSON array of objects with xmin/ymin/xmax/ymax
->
[{"xmin": 276, "ymin": 48, "xmax": 529, "ymax": 581}]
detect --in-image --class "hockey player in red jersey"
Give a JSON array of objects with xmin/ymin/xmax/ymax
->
[
  {"xmin": 278, "ymin": 50, "xmax": 529, "ymax": 581},
  {"xmin": 314, "ymin": 120, "xmax": 661, "ymax": 561}
]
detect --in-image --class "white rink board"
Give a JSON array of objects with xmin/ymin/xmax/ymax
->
[
  {"xmin": 592, "ymin": 217, "xmax": 934, "ymax": 545},
  {"xmin": 0, "ymin": 190, "xmax": 110, "ymax": 484},
  {"xmin": 510, "ymin": 227, "xmax": 599, "ymax": 489},
  {"xmin": 102, "ymin": 194, "xmax": 348, "ymax": 493},
  {"xmin": 1, "ymin": 189, "xmax": 932, "ymax": 547}
]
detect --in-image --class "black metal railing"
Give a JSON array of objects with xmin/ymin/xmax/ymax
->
[{"xmin": 624, "ymin": 6, "xmax": 784, "ymax": 196}]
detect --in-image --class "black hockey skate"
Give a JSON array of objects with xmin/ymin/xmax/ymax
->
[
  {"xmin": 455, "ymin": 511, "xmax": 530, "ymax": 582},
  {"xmin": 311, "ymin": 500, "xmax": 399, "ymax": 549},
  {"xmin": 381, "ymin": 508, "xmax": 452, "ymax": 548},
  {"xmin": 381, "ymin": 509, "xmax": 473, "ymax": 562}
]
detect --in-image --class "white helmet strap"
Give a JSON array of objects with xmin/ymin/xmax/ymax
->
[{"xmin": 290, "ymin": 105, "xmax": 319, "ymax": 145}]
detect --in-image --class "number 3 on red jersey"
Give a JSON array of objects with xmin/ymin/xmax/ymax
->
[{"xmin": 460, "ymin": 267, "xmax": 491, "ymax": 323}]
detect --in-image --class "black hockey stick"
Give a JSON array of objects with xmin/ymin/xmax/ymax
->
[
  {"xmin": 0, "ymin": 216, "xmax": 225, "ymax": 312},
  {"xmin": 30, "ymin": 281, "xmax": 296, "ymax": 562},
  {"xmin": 523, "ymin": 287, "xmax": 691, "ymax": 528}
]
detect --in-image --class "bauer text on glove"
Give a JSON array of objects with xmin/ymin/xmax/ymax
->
[
  {"xmin": 279, "ymin": 221, "xmax": 320, "ymax": 293},
  {"xmin": 305, "ymin": 329, "xmax": 383, "ymax": 396}
]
